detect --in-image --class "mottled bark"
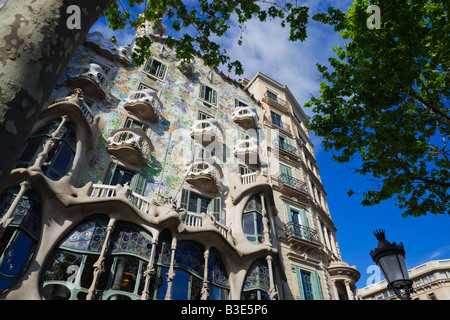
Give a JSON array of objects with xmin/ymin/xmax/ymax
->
[{"xmin": 0, "ymin": 0, "xmax": 112, "ymax": 192}]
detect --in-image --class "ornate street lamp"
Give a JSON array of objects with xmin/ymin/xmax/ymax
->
[{"xmin": 370, "ymin": 229, "xmax": 413, "ymax": 300}]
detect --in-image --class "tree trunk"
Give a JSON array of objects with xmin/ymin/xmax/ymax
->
[{"xmin": 0, "ymin": 0, "xmax": 112, "ymax": 192}]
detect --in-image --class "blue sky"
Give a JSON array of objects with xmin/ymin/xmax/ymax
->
[{"xmin": 91, "ymin": 0, "xmax": 450, "ymax": 289}]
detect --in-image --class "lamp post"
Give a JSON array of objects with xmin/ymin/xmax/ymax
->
[{"xmin": 370, "ymin": 229, "xmax": 413, "ymax": 300}]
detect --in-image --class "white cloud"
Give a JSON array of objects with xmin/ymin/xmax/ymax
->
[{"xmin": 214, "ymin": 2, "xmax": 350, "ymax": 118}]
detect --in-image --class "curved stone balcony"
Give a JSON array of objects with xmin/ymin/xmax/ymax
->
[
  {"xmin": 136, "ymin": 18, "xmax": 167, "ymax": 39},
  {"xmin": 67, "ymin": 63, "xmax": 107, "ymax": 99},
  {"xmin": 232, "ymin": 106, "xmax": 258, "ymax": 129},
  {"xmin": 123, "ymin": 89, "xmax": 160, "ymax": 123},
  {"xmin": 88, "ymin": 183, "xmax": 229, "ymax": 239},
  {"xmin": 234, "ymin": 138, "xmax": 260, "ymax": 166},
  {"xmin": 53, "ymin": 89, "xmax": 95, "ymax": 124},
  {"xmin": 190, "ymin": 119, "xmax": 223, "ymax": 146},
  {"xmin": 177, "ymin": 60, "xmax": 195, "ymax": 76},
  {"xmin": 186, "ymin": 159, "xmax": 223, "ymax": 195},
  {"xmin": 107, "ymin": 128, "xmax": 154, "ymax": 166},
  {"xmin": 84, "ymin": 32, "xmax": 131, "ymax": 66}
]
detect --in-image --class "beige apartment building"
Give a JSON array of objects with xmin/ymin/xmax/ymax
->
[{"xmin": 357, "ymin": 259, "xmax": 450, "ymax": 300}]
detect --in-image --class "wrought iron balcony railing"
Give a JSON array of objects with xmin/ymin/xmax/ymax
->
[
  {"xmin": 283, "ymin": 222, "xmax": 320, "ymax": 244},
  {"xmin": 273, "ymin": 139, "xmax": 299, "ymax": 157},
  {"xmin": 278, "ymin": 173, "xmax": 308, "ymax": 194},
  {"xmin": 263, "ymin": 92, "xmax": 289, "ymax": 110},
  {"xmin": 271, "ymin": 119, "xmax": 290, "ymax": 132}
]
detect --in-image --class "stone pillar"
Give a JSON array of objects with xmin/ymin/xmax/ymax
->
[
  {"xmin": 260, "ymin": 193, "xmax": 271, "ymax": 245},
  {"xmin": 0, "ymin": 180, "xmax": 31, "ymax": 238},
  {"xmin": 87, "ymin": 217, "xmax": 116, "ymax": 300},
  {"xmin": 201, "ymin": 248, "xmax": 210, "ymax": 300},
  {"xmin": 323, "ymin": 225, "xmax": 331, "ymax": 250},
  {"xmin": 329, "ymin": 232, "xmax": 338, "ymax": 256},
  {"xmin": 331, "ymin": 279, "xmax": 340, "ymax": 300},
  {"xmin": 165, "ymin": 237, "xmax": 177, "ymax": 300},
  {"xmin": 266, "ymin": 255, "xmax": 278, "ymax": 300},
  {"xmin": 344, "ymin": 280, "xmax": 355, "ymax": 300},
  {"xmin": 29, "ymin": 115, "xmax": 71, "ymax": 172},
  {"xmin": 141, "ymin": 233, "xmax": 159, "ymax": 300}
]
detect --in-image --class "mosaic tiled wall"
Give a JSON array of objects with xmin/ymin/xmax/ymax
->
[{"xmin": 49, "ymin": 38, "xmax": 268, "ymax": 202}]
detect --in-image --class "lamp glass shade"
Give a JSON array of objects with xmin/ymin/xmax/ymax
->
[{"xmin": 377, "ymin": 254, "xmax": 409, "ymax": 286}]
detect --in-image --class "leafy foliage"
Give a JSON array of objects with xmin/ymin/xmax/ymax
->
[
  {"xmin": 308, "ymin": 0, "xmax": 450, "ymax": 217},
  {"xmin": 102, "ymin": 0, "xmax": 310, "ymax": 75}
]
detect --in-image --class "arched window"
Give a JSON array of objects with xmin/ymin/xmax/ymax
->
[
  {"xmin": 208, "ymin": 247, "xmax": 229, "ymax": 300},
  {"xmin": 171, "ymin": 241, "xmax": 205, "ymax": 300},
  {"xmin": 242, "ymin": 195, "xmax": 264, "ymax": 244},
  {"xmin": 0, "ymin": 187, "xmax": 41, "ymax": 292},
  {"xmin": 16, "ymin": 118, "xmax": 77, "ymax": 180},
  {"xmin": 241, "ymin": 259, "xmax": 270, "ymax": 300},
  {"xmin": 152, "ymin": 229, "xmax": 172, "ymax": 300},
  {"xmin": 41, "ymin": 216, "xmax": 153, "ymax": 300}
]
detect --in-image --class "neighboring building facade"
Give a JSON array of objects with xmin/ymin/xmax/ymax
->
[
  {"xmin": 357, "ymin": 259, "xmax": 450, "ymax": 300},
  {"xmin": 0, "ymin": 20, "xmax": 359, "ymax": 300}
]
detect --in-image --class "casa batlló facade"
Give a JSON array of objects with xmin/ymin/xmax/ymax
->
[{"xmin": 0, "ymin": 20, "xmax": 359, "ymax": 300}]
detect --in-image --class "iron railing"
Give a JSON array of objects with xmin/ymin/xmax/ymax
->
[
  {"xmin": 283, "ymin": 222, "xmax": 320, "ymax": 244},
  {"xmin": 273, "ymin": 139, "xmax": 299, "ymax": 157},
  {"xmin": 278, "ymin": 173, "xmax": 308, "ymax": 194}
]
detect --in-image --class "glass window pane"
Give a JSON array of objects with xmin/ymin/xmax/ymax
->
[
  {"xmin": 110, "ymin": 256, "xmax": 140, "ymax": 293},
  {"xmin": 190, "ymin": 276, "xmax": 202, "ymax": 300},
  {"xmin": 44, "ymin": 250, "xmax": 83, "ymax": 282},
  {"xmin": 51, "ymin": 143, "xmax": 74, "ymax": 174},
  {"xmin": 243, "ymin": 213, "xmax": 255, "ymax": 235},
  {"xmin": 0, "ymin": 231, "xmax": 33, "ymax": 277},
  {"xmin": 171, "ymin": 269, "xmax": 190, "ymax": 300},
  {"xmin": 188, "ymin": 194, "xmax": 198, "ymax": 212},
  {"xmin": 80, "ymin": 255, "xmax": 97, "ymax": 289},
  {"xmin": 199, "ymin": 198, "xmax": 209, "ymax": 214},
  {"xmin": 42, "ymin": 284, "xmax": 71, "ymax": 300},
  {"xmin": 156, "ymin": 267, "xmax": 169, "ymax": 300},
  {"xmin": 16, "ymin": 138, "xmax": 45, "ymax": 165},
  {"xmin": 0, "ymin": 228, "xmax": 15, "ymax": 258}
]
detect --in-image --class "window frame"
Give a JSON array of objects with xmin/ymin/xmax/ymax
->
[
  {"xmin": 179, "ymin": 189, "xmax": 222, "ymax": 221},
  {"xmin": 0, "ymin": 188, "xmax": 41, "ymax": 293},
  {"xmin": 143, "ymin": 57, "xmax": 167, "ymax": 80},
  {"xmin": 199, "ymin": 83, "xmax": 218, "ymax": 106}
]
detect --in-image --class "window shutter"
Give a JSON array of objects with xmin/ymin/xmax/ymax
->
[
  {"xmin": 211, "ymin": 197, "xmax": 221, "ymax": 221},
  {"xmin": 200, "ymin": 84, "xmax": 206, "ymax": 100},
  {"xmin": 285, "ymin": 203, "xmax": 292, "ymax": 223},
  {"xmin": 311, "ymin": 272, "xmax": 324, "ymax": 300},
  {"xmin": 180, "ymin": 189, "xmax": 190, "ymax": 209},
  {"xmin": 234, "ymin": 98, "xmax": 239, "ymax": 108},
  {"xmin": 157, "ymin": 63, "xmax": 166, "ymax": 79},
  {"xmin": 144, "ymin": 58, "xmax": 153, "ymax": 73},
  {"xmin": 299, "ymin": 209, "xmax": 309, "ymax": 227},
  {"xmin": 131, "ymin": 171, "xmax": 147, "ymax": 195},
  {"xmin": 103, "ymin": 161, "xmax": 118, "ymax": 185},
  {"xmin": 279, "ymin": 163, "xmax": 292, "ymax": 177},
  {"xmin": 211, "ymin": 89, "xmax": 217, "ymax": 105},
  {"xmin": 295, "ymin": 266, "xmax": 306, "ymax": 300}
]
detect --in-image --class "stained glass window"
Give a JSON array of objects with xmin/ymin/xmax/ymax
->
[
  {"xmin": 208, "ymin": 247, "xmax": 229, "ymax": 300},
  {"xmin": 241, "ymin": 259, "xmax": 270, "ymax": 300},
  {"xmin": 15, "ymin": 118, "xmax": 77, "ymax": 181},
  {"xmin": 42, "ymin": 216, "xmax": 154, "ymax": 300},
  {"xmin": 242, "ymin": 195, "xmax": 265, "ymax": 244},
  {"xmin": 0, "ymin": 187, "xmax": 41, "ymax": 292}
]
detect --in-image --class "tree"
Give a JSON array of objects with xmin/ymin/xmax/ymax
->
[
  {"xmin": 103, "ymin": 0, "xmax": 309, "ymax": 75},
  {"xmin": 0, "ymin": 0, "xmax": 310, "ymax": 193},
  {"xmin": 308, "ymin": 0, "xmax": 450, "ymax": 217},
  {"xmin": 0, "ymin": 0, "xmax": 113, "ymax": 192}
]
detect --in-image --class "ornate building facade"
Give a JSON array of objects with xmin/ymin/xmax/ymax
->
[{"xmin": 0, "ymin": 21, "xmax": 359, "ymax": 300}]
